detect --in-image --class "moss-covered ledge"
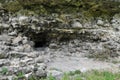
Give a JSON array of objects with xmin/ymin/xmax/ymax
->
[{"xmin": 1, "ymin": 0, "xmax": 120, "ymax": 19}]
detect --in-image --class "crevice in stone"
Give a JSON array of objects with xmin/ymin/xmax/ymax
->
[{"xmin": 34, "ymin": 40, "xmax": 47, "ymax": 48}]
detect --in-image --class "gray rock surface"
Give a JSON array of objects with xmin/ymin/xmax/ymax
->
[
  {"xmin": 0, "ymin": 9, "xmax": 120, "ymax": 79},
  {"xmin": 0, "ymin": 19, "xmax": 47, "ymax": 80},
  {"xmin": 71, "ymin": 20, "xmax": 82, "ymax": 28},
  {"xmin": 97, "ymin": 19, "xmax": 104, "ymax": 26}
]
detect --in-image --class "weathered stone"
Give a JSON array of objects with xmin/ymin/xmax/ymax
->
[
  {"xmin": 71, "ymin": 21, "xmax": 82, "ymax": 28},
  {"xmin": 14, "ymin": 46, "xmax": 24, "ymax": 52},
  {"xmin": 8, "ymin": 30, "xmax": 17, "ymax": 36},
  {"xmin": 2, "ymin": 23, "xmax": 9, "ymax": 28},
  {"xmin": 12, "ymin": 35, "xmax": 22, "ymax": 45},
  {"xmin": 8, "ymin": 52, "xmax": 26, "ymax": 58},
  {"xmin": 0, "ymin": 53, "xmax": 8, "ymax": 59},
  {"xmin": 37, "ymin": 63, "xmax": 47, "ymax": 70},
  {"xmin": 49, "ymin": 43, "xmax": 58, "ymax": 49},
  {"xmin": 0, "ymin": 60, "xmax": 10, "ymax": 67},
  {"xmin": 31, "ymin": 24, "xmax": 36, "ymax": 30},
  {"xmin": 0, "ymin": 8, "xmax": 120, "ymax": 79},
  {"xmin": 22, "ymin": 36, "xmax": 28, "ymax": 44},
  {"xmin": 0, "ymin": 76, "xmax": 8, "ymax": 80},
  {"xmin": 28, "ymin": 41, "xmax": 35, "ymax": 47},
  {"xmin": 35, "ymin": 56, "xmax": 44, "ymax": 63},
  {"xmin": 97, "ymin": 19, "xmax": 104, "ymax": 26},
  {"xmin": 47, "ymin": 70, "xmax": 62, "ymax": 78},
  {"xmin": 0, "ymin": 34, "xmax": 11, "ymax": 41},
  {"xmin": 18, "ymin": 16, "xmax": 28, "ymax": 25},
  {"xmin": 25, "ymin": 72, "xmax": 33, "ymax": 79},
  {"xmin": 23, "ymin": 44, "xmax": 33, "ymax": 52},
  {"xmin": 35, "ymin": 69, "xmax": 47, "ymax": 78}
]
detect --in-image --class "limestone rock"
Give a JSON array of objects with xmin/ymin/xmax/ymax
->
[
  {"xmin": 23, "ymin": 44, "xmax": 33, "ymax": 52},
  {"xmin": 49, "ymin": 43, "xmax": 58, "ymax": 49},
  {"xmin": 0, "ymin": 34, "xmax": 11, "ymax": 41},
  {"xmin": 8, "ymin": 30, "xmax": 17, "ymax": 36},
  {"xmin": 97, "ymin": 19, "xmax": 104, "ymax": 26},
  {"xmin": 35, "ymin": 56, "xmax": 45, "ymax": 63},
  {"xmin": 12, "ymin": 35, "xmax": 22, "ymax": 45},
  {"xmin": 22, "ymin": 36, "xmax": 28, "ymax": 44},
  {"xmin": 35, "ymin": 69, "xmax": 47, "ymax": 78},
  {"xmin": 2, "ymin": 23, "xmax": 9, "ymax": 28},
  {"xmin": 71, "ymin": 21, "xmax": 82, "ymax": 28}
]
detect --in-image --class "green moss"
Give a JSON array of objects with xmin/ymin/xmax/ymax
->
[
  {"xmin": 2, "ymin": 0, "xmax": 120, "ymax": 19},
  {"xmin": 16, "ymin": 10, "xmax": 36, "ymax": 16},
  {"xmin": 0, "ymin": 0, "xmax": 6, "ymax": 3},
  {"xmin": 3, "ymin": 1, "xmax": 23, "ymax": 12}
]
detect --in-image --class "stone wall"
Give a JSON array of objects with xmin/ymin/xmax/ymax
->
[{"xmin": 0, "ymin": 1, "xmax": 120, "ymax": 79}]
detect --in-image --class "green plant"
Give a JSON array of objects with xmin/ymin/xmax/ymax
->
[
  {"xmin": 74, "ymin": 70, "xmax": 81, "ymax": 75},
  {"xmin": 48, "ymin": 74, "xmax": 56, "ymax": 80},
  {"xmin": 73, "ymin": 75, "xmax": 82, "ymax": 80},
  {"xmin": 82, "ymin": 70, "xmax": 120, "ymax": 80},
  {"xmin": 14, "ymin": 72, "xmax": 25, "ymax": 80},
  {"xmin": 1, "ymin": 67, "xmax": 8, "ymax": 75},
  {"xmin": 69, "ymin": 70, "xmax": 81, "ymax": 76},
  {"xmin": 61, "ymin": 73, "xmax": 70, "ymax": 80},
  {"xmin": 29, "ymin": 75, "xmax": 38, "ymax": 80}
]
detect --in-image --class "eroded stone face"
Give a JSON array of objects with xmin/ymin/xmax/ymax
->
[
  {"xmin": 0, "ymin": 12, "xmax": 48, "ymax": 80},
  {"xmin": 0, "ymin": 9, "xmax": 120, "ymax": 79}
]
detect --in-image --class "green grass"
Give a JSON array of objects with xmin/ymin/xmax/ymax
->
[
  {"xmin": 82, "ymin": 70, "xmax": 120, "ymax": 80},
  {"xmin": 27, "ymin": 70, "xmax": 120, "ymax": 80}
]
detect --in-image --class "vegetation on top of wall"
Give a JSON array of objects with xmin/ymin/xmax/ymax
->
[
  {"xmin": 0, "ymin": 0, "xmax": 6, "ymax": 3},
  {"xmin": 1, "ymin": 0, "xmax": 120, "ymax": 18},
  {"xmin": 3, "ymin": 1, "xmax": 23, "ymax": 12}
]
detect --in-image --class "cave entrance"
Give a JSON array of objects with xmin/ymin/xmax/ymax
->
[
  {"xmin": 33, "ymin": 32, "xmax": 49, "ymax": 48},
  {"xmin": 26, "ymin": 31, "xmax": 52, "ymax": 48},
  {"xmin": 34, "ymin": 40, "xmax": 48, "ymax": 48}
]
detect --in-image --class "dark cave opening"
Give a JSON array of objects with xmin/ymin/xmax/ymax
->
[
  {"xmin": 29, "ymin": 32, "xmax": 49, "ymax": 48},
  {"xmin": 34, "ymin": 40, "xmax": 48, "ymax": 48}
]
